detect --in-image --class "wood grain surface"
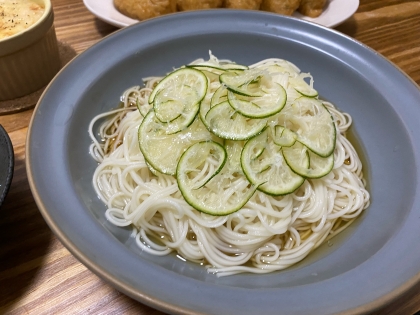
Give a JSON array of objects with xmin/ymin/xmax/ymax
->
[{"xmin": 0, "ymin": 1, "xmax": 419, "ymax": 314}]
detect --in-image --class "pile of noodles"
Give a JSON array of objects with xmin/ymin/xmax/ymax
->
[{"xmin": 89, "ymin": 57, "xmax": 370, "ymax": 276}]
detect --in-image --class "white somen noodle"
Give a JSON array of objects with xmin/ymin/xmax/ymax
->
[{"xmin": 89, "ymin": 56, "xmax": 370, "ymax": 276}]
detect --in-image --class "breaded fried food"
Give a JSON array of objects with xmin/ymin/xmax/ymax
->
[
  {"xmin": 224, "ymin": 0, "xmax": 263, "ymax": 10},
  {"xmin": 298, "ymin": 0, "xmax": 327, "ymax": 17},
  {"xmin": 114, "ymin": 0, "xmax": 176, "ymax": 20},
  {"xmin": 177, "ymin": 0, "xmax": 223, "ymax": 11},
  {"xmin": 260, "ymin": 0, "xmax": 301, "ymax": 15}
]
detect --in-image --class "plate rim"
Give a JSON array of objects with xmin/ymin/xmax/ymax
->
[{"xmin": 27, "ymin": 10, "xmax": 420, "ymax": 315}]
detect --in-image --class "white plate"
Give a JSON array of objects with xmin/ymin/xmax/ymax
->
[{"xmin": 83, "ymin": 0, "xmax": 359, "ymax": 29}]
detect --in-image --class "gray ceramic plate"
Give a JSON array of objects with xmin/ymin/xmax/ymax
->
[
  {"xmin": 0, "ymin": 124, "xmax": 14, "ymax": 208},
  {"xmin": 27, "ymin": 10, "xmax": 420, "ymax": 315}
]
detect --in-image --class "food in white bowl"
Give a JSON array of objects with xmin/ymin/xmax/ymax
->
[
  {"xmin": 0, "ymin": 0, "xmax": 60, "ymax": 101},
  {"xmin": 0, "ymin": 0, "xmax": 45, "ymax": 39}
]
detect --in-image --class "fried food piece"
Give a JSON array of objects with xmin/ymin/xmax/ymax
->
[
  {"xmin": 177, "ymin": 0, "xmax": 223, "ymax": 11},
  {"xmin": 298, "ymin": 0, "xmax": 327, "ymax": 17},
  {"xmin": 260, "ymin": 0, "xmax": 301, "ymax": 15},
  {"xmin": 114, "ymin": 0, "xmax": 176, "ymax": 20},
  {"xmin": 224, "ymin": 0, "xmax": 263, "ymax": 10}
]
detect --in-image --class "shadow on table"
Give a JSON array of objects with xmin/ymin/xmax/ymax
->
[
  {"xmin": 335, "ymin": 16, "xmax": 358, "ymax": 38},
  {"xmin": 94, "ymin": 18, "xmax": 119, "ymax": 38},
  {"xmin": 0, "ymin": 155, "xmax": 53, "ymax": 313}
]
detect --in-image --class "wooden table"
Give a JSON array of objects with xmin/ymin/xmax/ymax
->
[{"xmin": 0, "ymin": 1, "xmax": 419, "ymax": 314}]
